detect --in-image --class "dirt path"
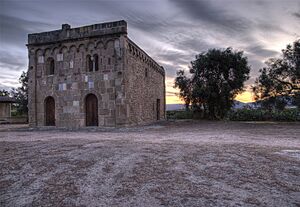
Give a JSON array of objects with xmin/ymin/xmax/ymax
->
[{"xmin": 0, "ymin": 121, "xmax": 300, "ymax": 207}]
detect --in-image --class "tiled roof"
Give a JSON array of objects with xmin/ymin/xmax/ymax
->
[{"xmin": 0, "ymin": 96, "xmax": 16, "ymax": 103}]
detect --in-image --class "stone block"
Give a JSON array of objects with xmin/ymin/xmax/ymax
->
[
  {"xmin": 99, "ymin": 109, "xmax": 109, "ymax": 115},
  {"xmin": 105, "ymin": 118, "xmax": 115, "ymax": 127},
  {"xmin": 107, "ymin": 88, "xmax": 114, "ymax": 93}
]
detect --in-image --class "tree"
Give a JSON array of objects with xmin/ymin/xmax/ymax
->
[
  {"xmin": 253, "ymin": 39, "xmax": 300, "ymax": 110},
  {"xmin": 11, "ymin": 71, "xmax": 28, "ymax": 115},
  {"xmin": 0, "ymin": 89, "xmax": 10, "ymax": 96},
  {"xmin": 174, "ymin": 70, "xmax": 192, "ymax": 110},
  {"xmin": 174, "ymin": 48, "xmax": 251, "ymax": 119}
]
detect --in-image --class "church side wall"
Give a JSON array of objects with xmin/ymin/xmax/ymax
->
[{"xmin": 124, "ymin": 39, "xmax": 165, "ymax": 126}]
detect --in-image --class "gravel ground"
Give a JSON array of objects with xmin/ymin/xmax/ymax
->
[{"xmin": 0, "ymin": 121, "xmax": 300, "ymax": 207}]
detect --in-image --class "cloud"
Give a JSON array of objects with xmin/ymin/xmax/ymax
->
[
  {"xmin": 0, "ymin": 83, "xmax": 12, "ymax": 91},
  {"xmin": 246, "ymin": 44, "xmax": 279, "ymax": 58},
  {"xmin": 0, "ymin": 14, "xmax": 52, "ymax": 45},
  {"xmin": 0, "ymin": 70, "xmax": 23, "ymax": 89},
  {"xmin": 294, "ymin": 12, "xmax": 300, "ymax": 19},
  {"xmin": 166, "ymin": 91, "xmax": 177, "ymax": 97},
  {"xmin": 170, "ymin": 0, "xmax": 252, "ymax": 34},
  {"xmin": 0, "ymin": 50, "xmax": 27, "ymax": 71}
]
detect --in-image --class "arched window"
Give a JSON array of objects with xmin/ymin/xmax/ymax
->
[
  {"xmin": 93, "ymin": 54, "xmax": 99, "ymax": 71},
  {"xmin": 86, "ymin": 55, "xmax": 93, "ymax": 72},
  {"xmin": 46, "ymin": 57, "xmax": 55, "ymax": 75}
]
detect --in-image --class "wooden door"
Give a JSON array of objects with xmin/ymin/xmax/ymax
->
[
  {"xmin": 86, "ymin": 94, "xmax": 98, "ymax": 126},
  {"xmin": 45, "ymin": 97, "xmax": 55, "ymax": 126},
  {"xmin": 156, "ymin": 99, "xmax": 160, "ymax": 120}
]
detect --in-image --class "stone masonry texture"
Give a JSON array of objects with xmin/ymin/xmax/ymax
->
[{"xmin": 27, "ymin": 20, "xmax": 165, "ymax": 128}]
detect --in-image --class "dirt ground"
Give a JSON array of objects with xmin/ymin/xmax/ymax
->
[{"xmin": 0, "ymin": 121, "xmax": 300, "ymax": 207}]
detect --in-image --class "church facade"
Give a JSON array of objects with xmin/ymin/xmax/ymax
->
[{"xmin": 27, "ymin": 20, "xmax": 165, "ymax": 128}]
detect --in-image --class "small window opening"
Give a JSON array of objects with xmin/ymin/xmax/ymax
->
[
  {"xmin": 87, "ymin": 55, "xmax": 93, "ymax": 72},
  {"xmin": 93, "ymin": 54, "xmax": 99, "ymax": 71},
  {"xmin": 46, "ymin": 57, "xmax": 55, "ymax": 75}
]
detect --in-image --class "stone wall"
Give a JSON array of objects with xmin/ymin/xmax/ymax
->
[
  {"xmin": 28, "ymin": 27, "xmax": 127, "ymax": 128},
  {"xmin": 124, "ymin": 39, "xmax": 165, "ymax": 125}
]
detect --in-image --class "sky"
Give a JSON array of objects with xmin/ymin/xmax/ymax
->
[{"xmin": 0, "ymin": 0, "xmax": 299, "ymax": 103}]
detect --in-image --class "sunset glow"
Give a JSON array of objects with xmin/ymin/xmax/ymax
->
[
  {"xmin": 166, "ymin": 94, "xmax": 182, "ymax": 104},
  {"xmin": 166, "ymin": 86, "xmax": 255, "ymax": 104},
  {"xmin": 235, "ymin": 90, "xmax": 255, "ymax": 103}
]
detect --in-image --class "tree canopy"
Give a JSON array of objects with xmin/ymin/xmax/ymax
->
[
  {"xmin": 253, "ymin": 39, "xmax": 300, "ymax": 109},
  {"xmin": 11, "ymin": 71, "xmax": 28, "ymax": 115},
  {"xmin": 175, "ymin": 48, "xmax": 250, "ymax": 119},
  {"xmin": 174, "ymin": 70, "xmax": 192, "ymax": 110}
]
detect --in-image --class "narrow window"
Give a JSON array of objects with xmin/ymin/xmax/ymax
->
[
  {"xmin": 108, "ymin": 57, "xmax": 111, "ymax": 65},
  {"xmin": 93, "ymin": 54, "xmax": 99, "ymax": 71},
  {"xmin": 145, "ymin": 68, "xmax": 148, "ymax": 78},
  {"xmin": 86, "ymin": 55, "xmax": 93, "ymax": 72},
  {"xmin": 46, "ymin": 57, "xmax": 55, "ymax": 75}
]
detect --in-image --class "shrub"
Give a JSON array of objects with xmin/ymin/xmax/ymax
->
[
  {"xmin": 227, "ymin": 108, "xmax": 300, "ymax": 121},
  {"xmin": 167, "ymin": 110, "xmax": 193, "ymax": 119},
  {"xmin": 167, "ymin": 109, "xmax": 300, "ymax": 121}
]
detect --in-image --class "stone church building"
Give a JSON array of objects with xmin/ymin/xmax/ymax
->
[{"xmin": 27, "ymin": 20, "xmax": 165, "ymax": 128}]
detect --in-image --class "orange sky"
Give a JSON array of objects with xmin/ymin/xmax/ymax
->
[
  {"xmin": 166, "ymin": 90, "xmax": 254, "ymax": 104},
  {"xmin": 235, "ymin": 90, "xmax": 255, "ymax": 103},
  {"xmin": 166, "ymin": 77, "xmax": 255, "ymax": 104}
]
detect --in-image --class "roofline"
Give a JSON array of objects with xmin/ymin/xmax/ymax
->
[
  {"xmin": 127, "ymin": 37, "xmax": 165, "ymax": 75},
  {"xmin": 0, "ymin": 97, "xmax": 16, "ymax": 103},
  {"xmin": 27, "ymin": 20, "xmax": 127, "ymax": 46},
  {"xmin": 29, "ymin": 20, "xmax": 127, "ymax": 36},
  {"xmin": 26, "ymin": 33, "xmax": 125, "ymax": 47}
]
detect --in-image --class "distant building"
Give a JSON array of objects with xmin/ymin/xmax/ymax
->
[
  {"xmin": 27, "ymin": 20, "xmax": 165, "ymax": 128},
  {"xmin": 0, "ymin": 96, "xmax": 16, "ymax": 122}
]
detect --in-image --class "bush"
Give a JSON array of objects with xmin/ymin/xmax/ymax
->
[
  {"xmin": 227, "ymin": 108, "xmax": 300, "ymax": 121},
  {"xmin": 167, "ymin": 109, "xmax": 300, "ymax": 122},
  {"xmin": 167, "ymin": 110, "xmax": 193, "ymax": 119}
]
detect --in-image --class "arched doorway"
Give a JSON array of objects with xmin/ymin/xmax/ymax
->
[
  {"xmin": 45, "ymin": 96, "xmax": 55, "ymax": 126},
  {"xmin": 85, "ymin": 94, "xmax": 98, "ymax": 126}
]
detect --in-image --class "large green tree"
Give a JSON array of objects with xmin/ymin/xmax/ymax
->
[
  {"xmin": 253, "ymin": 39, "xmax": 300, "ymax": 109},
  {"xmin": 11, "ymin": 71, "xmax": 28, "ymax": 115},
  {"xmin": 175, "ymin": 48, "xmax": 251, "ymax": 119}
]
